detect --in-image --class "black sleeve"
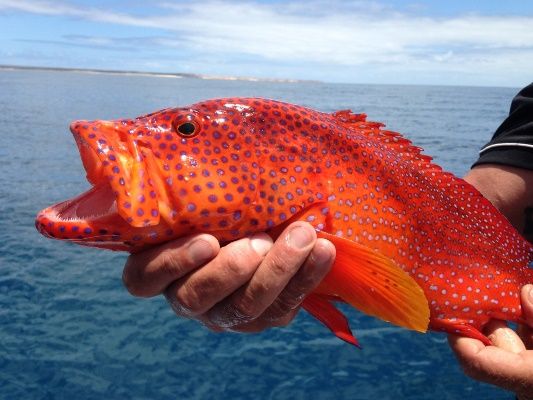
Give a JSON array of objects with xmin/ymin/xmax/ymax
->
[{"xmin": 472, "ymin": 83, "xmax": 533, "ymax": 171}]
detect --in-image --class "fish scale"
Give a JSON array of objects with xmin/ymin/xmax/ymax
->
[{"xmin": 36, "ymin": 97, "xmax": 533, "ymax": 346}]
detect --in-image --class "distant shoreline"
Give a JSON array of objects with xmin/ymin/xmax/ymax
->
[{"xmin": 0, "ymin": 64, "xmax": 317, "ymax": 84}]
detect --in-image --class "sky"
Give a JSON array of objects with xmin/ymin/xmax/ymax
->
[{"xmin": 1, "ymin": 0, "xmax": 533, "ymax": 87}]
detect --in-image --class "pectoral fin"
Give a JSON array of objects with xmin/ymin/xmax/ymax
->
[{"xmin": 314, "ymin": 231, "xmax": 430, "ymax": 333}]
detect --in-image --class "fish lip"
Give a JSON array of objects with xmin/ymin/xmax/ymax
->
[{"xmin": 70, "ymin": 120, "xmax": 108, "ymax": 186}]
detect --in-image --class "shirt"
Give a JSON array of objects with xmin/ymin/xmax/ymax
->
[{"xmin": 473, "ymin": 83, "xmax": 533, "ymax": 171}]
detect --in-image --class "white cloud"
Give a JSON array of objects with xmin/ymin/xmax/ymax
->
[{"xmin": 1, "ymin": 0, "xmax": 533, "ymax": 85}]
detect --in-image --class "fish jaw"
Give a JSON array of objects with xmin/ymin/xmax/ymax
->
[
  {"xmin": 35, "ymin": 119, "xmax": 171, "ymax": 251},
  {"xmin": 35, "ymin": 183, "xmax": 134, "ymax": 251}
]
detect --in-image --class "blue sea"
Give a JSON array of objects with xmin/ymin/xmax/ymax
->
[{"xmin": 0, "ymin": 69, "xmax": 521, "ymax": 399}]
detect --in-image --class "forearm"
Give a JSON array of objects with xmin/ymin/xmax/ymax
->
[
  {"xmin": 451, "ymin": 164, "xmax": 533, "ymax": 400},
  {"xmin": 464, "ymin": 164, "xmax": 533, "ymax": 242}
]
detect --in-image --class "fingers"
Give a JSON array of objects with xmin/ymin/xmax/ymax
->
[
  {"xmin": 204, "ymin": 222, "xmax": 322, "ymax": 328},
  {"xmin": 485, "ymin": 319, "xmax": 526, "ymax": 354},
  {"xmin": 122, "ymin": 234, "xmax": 220, "ymax": 297},
  {"xmin": 259, "ymin": 238, "xmax": 336, "ymax": 322},
  {"xmin": 124, "ymin": 221, "xmax": 335, "ymax": 336},
  {"xmin": 448, "ymin": 286, "xmax": 533, "ymax": 399},
  {"xmin": 448, "ymin": 310, "xmax": 533, "ymax": 399},
  {"xmin": 518, "ymin": 284, "xmax": 533, "ymax": 349},
  {"xmin": 222, "ymin": 237, "xmax": 335, "ymax": 332},
  {"xmin": 164, "ymin": 233, "xmax": 273, "ymax": 317},
  {"xmin": 448, "ymin": 332, "xmax": 533, "ymax": 395}
]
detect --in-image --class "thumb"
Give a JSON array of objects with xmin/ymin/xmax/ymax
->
[
  {"xmin": 521, "ymin": 285, "xmax": 533, "ymax": 325},
  {"xmin": 518, "ymin": 284, "xmax": 533, "ymax": 349}
]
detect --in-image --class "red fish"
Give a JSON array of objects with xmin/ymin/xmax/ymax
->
[{"xmin": 36, "ymin": 98, "xmax": 533, "ymax": 347}]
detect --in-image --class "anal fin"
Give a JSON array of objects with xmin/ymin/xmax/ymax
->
[{"xmin": 430, "ymin": 318, "xmax": 491, "ymax": 345}]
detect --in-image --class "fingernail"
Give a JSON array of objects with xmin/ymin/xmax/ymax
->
[
  {"xmin": 250, "ymin": 233, "xmax": 273, "ymax": 256},
  {"xmin": 312, "ymin": 241, "xmax": 334, "ymax": 266},
  {"xmin": 286, "ymin": 225, "xmax": 314, "ymax": 249},
  {"xmin": 188, "ymin": 239, "xmax": 215, "ymax": 265}
]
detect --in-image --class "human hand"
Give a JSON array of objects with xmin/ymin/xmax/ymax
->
[
  {"xmin": 448, "ymin": 285, "xmax": 533, "ymax": 400},
  {"xmin": 122, "ymin": 221, "xmax": 335, "ymax": 332}
]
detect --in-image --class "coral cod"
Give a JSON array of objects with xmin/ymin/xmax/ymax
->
[{"xmin": 36, "ymin": 98, "xmax": 533, "ymax": 346}]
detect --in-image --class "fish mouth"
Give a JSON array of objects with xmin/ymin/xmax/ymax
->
[
  {"xmin": 36, "ymin": 119, "xmax": 162, "ymax": 246},
  {"xmin": 47, "ymin": 182, "xmax": 118, "ymax": 223},
  {"xmin": 35, "ymin": 179, "xmax": 127, "ymax": 242},
  {"xmin": 35, "ymin": 122, "xmax": 128, "ymax": 241}
]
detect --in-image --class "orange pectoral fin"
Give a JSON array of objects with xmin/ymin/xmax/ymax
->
[
  {"xmin": 315, "ymin": 231, "xmax": 430, "ymax": 333},
  {"xmin": 302, "ymin": 294, "xmax": 360, "ymax": 348}
]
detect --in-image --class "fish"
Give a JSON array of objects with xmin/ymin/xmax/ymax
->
[{"xmin": 36, "ymin": 97, "xmax": 533, "ymax": 347}]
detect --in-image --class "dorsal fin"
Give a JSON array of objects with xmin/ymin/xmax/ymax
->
[
  {"xmin": 331, "ymin": 109, "xmax": 476, "ymax": 192},
  {"xmin": 331, "ymin": 108, "xmax": 488, "ymax": 192},
  {"xmin": 332, "ymin": 108, "xmax": 533, "ymax": 261},
  {"xmin": 332, "ymin": 109, "xmax": 435, "ymax": 168}
]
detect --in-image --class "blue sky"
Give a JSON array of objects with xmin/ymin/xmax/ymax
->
[{"xmin": 1, "ymin": 0, "xmax": 532, "ymax": 87}]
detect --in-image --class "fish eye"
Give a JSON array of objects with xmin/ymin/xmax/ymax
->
[{"xmin": 176, "ymin": 122, "xmax": 197, "ymax": 137}]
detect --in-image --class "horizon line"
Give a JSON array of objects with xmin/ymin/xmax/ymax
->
[
  {"xmin": 0, "ymin": 64, "xmax": 520, "ymax": 90},
  {"xmin": 0, "ymin": 64, "xmax": 319, "ymax": 84}
]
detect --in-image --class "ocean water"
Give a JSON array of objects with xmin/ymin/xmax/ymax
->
[{"xmin": 0, "ymin": 69, "xmax": 521, "ymax": 399}]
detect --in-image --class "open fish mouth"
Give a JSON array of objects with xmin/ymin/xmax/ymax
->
[
  {"xmin": 53, "ymin": 124, "xmax": 119, "ymax": 222},
  {"xmin": 43, "ymin": 182, "xmax": 118, "ymax": 224},
  {"xmin": 35, "ymin": 122, "xmax": 128, "ymax": 241},
  {"xmin": 36, "ymin": 119, "xmax": 162, "ymax": 246}
]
